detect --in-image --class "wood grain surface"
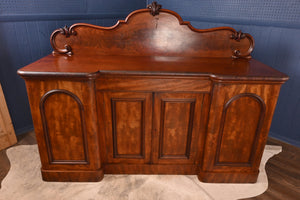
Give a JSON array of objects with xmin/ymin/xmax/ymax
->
[
  {"xmin": 51, "ymin": 8, "xmax": 254, "ymax": 58},
  {"xmin": 18, "ymin": 55, "xmax": 288, "ymax": 82}
]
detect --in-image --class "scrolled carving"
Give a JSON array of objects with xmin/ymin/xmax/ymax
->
[
  {"xmin": 230, "ymin": 30, "xmax": 255, "ymax": 59},
  {"xmin": 147, "ymin": 1, "xmax": 162, "ymax": 16},
  {"xmin": 48, "ymin": 5, "xmax": 255, "ymax": 59},
  {"xmin": 230, "ymin": 30, "xmax": 245, "ymax": 41},
  {"xmin": 50, "ymin": 25, "xmax": 77, "ymax": 55}
]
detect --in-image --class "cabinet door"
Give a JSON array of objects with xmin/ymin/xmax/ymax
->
[
  {"xmin": 102, "ymin": 92, "xmax": 152, "ymax": 164},
  {"xmin": 152, "ymin": 93, "xmax": 204, "ymax": 164},
  {"xmin": 201, "ymin": 83, "xmax": 281, "ymax": 179}
]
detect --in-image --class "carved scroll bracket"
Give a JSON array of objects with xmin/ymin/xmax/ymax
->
[
  {"xmin": 50, "ymin": 25, "xmax": 77, "ymax": 55},
  {"xmin": 230, "ymin": 30, "xmax": 245, "ymax": 41},
  {"xmin": 230, "ymin": 30, "xmax": 255, "ymax": 59},
  {"xmin": 147, "ymin": 1, "xmax": 162, "ymax": 16}
]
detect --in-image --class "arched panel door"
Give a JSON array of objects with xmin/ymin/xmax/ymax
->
[
  {"xmin": 40, "ymin": 89, "xmax": 89, "ymax": 165},
  {"xmin": 214, "ymin": 93, "xmax": 266, "ymax": 167}
]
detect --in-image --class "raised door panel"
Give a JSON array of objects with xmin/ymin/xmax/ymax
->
[
  {"xmin": 102, "ymin": 92, "xmax": 152, "ymax": 164},
  {"xmin": 40, "ymin": 90, "xmax": 89, "ymax": 165},
  {"xmin": 153, "ymin": 93, "xmax": 204, "ymax": 164}
]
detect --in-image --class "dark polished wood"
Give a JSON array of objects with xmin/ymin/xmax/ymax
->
[
  {"xmin": 101, "ymin": 91, "xmax": 152, "ymax": 164},
  {"xmin": 152, "ymin": 93, "xmax": 203, "ymax": 165},
  {"xmin": 17, "ymin": 3, "xmax": 288, "ymax": 183},
  {"xmin": 49, "ymin": 6, "xmax": 254, "ymax": 58}
]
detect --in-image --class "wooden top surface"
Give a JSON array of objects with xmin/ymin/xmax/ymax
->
[{"xmin": 18, "ymin": 54, "xmax": 288, "ymax": 82}]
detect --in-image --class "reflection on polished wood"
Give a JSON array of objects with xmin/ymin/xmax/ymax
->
[{"xmin": 17, "ymin": 3, "xmax": 288, "ymax": 183}]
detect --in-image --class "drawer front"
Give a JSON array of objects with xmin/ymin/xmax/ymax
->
[{"xmin": 96, "ymin": 77, "xmax": 211, "ymax": 92}]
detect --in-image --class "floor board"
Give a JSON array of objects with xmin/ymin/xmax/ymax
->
[
  {"xmin": 244, "ymin": 137, "xmax": 300, "ymax": 200},
  {"xmin": 0, "ymin": 132, "xmax": 299, "ymax": 199}
]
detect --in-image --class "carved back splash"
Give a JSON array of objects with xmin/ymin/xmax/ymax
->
[{"xmin": 51, "ymin": 2, "xmax": 254, "ymax": 58}]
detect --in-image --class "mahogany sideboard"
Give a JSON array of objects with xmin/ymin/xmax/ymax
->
[{"xmin": 18, "ymin": 2, "xmax": 288, "ymax": 183}]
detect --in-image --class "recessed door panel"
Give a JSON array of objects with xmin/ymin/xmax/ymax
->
[
  {"xmin": 153, "ymin": 93, "xmax": 204, "ymax": 164},
  {"xmin": 102, "ymin": 92, "xmax": 152, "ymax": 164},
  {"xmin": 160, "ymin": 100, "xmax": 194, "ymax": 158},
  {"xmin": 113, "ymin": 100, "xmax": 144, "ymax": 158}
]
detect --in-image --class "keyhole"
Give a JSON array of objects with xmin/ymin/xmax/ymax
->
[{"xmin": 155, "ymin": 17, "xmax": 159, "ymax": 29}]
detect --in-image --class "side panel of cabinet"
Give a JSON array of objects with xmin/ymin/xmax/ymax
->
[
  {"xmin": 101, "ymin": 92, "xmax": 152, "ymax": 164},
  {"xmin": 152, "ymin": 93, "xmax": 204, "ymax": 164}
]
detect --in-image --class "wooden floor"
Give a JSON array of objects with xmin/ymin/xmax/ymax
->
[{"xmin": 0, "ymin": 131, "xmax": 299, "ymax": 200}]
